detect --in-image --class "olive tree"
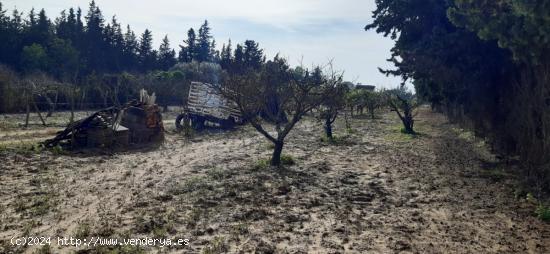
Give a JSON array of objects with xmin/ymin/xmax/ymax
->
[
  {"xmin": 316, "ymin": 67, "xmax": 346, "ymax": 140},
  {"xmin": 219, "ymin": 56, "xmax": 329, "ymax": 166},
  {"xmin": 384, "ymin": 86, "xmax": 419, "ymax": 134}
]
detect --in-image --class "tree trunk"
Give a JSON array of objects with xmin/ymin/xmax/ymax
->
[
  {"xmin": 270, "ymin": 140, "xmax": 284, "ymax": 166},
  {"xmin": 401, "ymin": 116, "xmax": 414, "ymax": 134},
  {"xmin": 369, "ymin": 106, "xmax": 375, "ymax": 119},
  {"xmin": 324, "ymin": 117, "xmax": 333, "ymax": 140},
  {"xmin": 24, "ymin": 97, "xmax": 30, "ymax": 128},
  {"xmin": 70, "ymin": 88, "xmax": 75, "ymax": 124}
]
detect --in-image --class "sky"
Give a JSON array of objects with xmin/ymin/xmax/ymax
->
[{"xmin": 2, "ymin": 0, "xmax": 404, "ymax": 89}]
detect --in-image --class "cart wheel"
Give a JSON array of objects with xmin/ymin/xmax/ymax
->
[
  {"xmin": 175, "ymin": 113, "xmax": 190, "ymax": 131},
  {"xmin": 191, "ymin": 116, "xmax": 205, "ymax": 130}
]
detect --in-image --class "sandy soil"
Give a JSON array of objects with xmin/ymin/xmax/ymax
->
[{"xmin": 0, "ymin": 108, "xmax": 548, "ymax": 253}]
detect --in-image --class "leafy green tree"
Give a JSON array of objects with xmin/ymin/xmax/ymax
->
[
  {"xmin": 316, "ymin": 67, "xmax": 346, "ymax": 140},
  {"xmin": 367, "ymin": 0, "xmax": 550, "ymax": 193},
  {"xmin": 21, "ymin": 43, "xmax": 49, "ymax": 73},
  {"xmin": 146, "ymin": 70, "xmax": 186, "ymax": 111},
  {"xmin": 448, "ymin": 0, "xmax": 550, "ymax": 65},
  {"xmin": 47, "ymin": 38, "xmax": 79, "ymax": 81},
  {"xmin": 220, "ymin": 56, "xmax": 330, "ymax": 166},
  {"xmin": 171, "ymin": 61, "xmax": 221, "ymax": 84},
  {"xmin": 384, "ymin": 87, "xmax": 418, "ymax": 134},
  {"xmin": 448, "ymin": 0, "xmax": 550, "ymax": 185}
]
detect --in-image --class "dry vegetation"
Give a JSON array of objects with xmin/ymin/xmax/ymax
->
[{"xmin": 0, "ymin": 107, "xmax": 549, "ymax": 253}]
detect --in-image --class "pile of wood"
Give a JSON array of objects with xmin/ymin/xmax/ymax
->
[{"xmin": 44, "ymin": 98, "xmax": 164, "ymax": 149}]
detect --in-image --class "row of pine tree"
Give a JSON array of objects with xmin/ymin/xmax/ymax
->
[{"xmin": 0, "ymin": 0, "xmax": 266, "ymax": 81}]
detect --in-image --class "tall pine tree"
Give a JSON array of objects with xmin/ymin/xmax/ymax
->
[
  {"xmin": 196, "ymin": 20, "xmax": 212, "ymax": 62},
  {"xmin": 122, "ymin": 25, "xmax": 138, "ymax": 70},
  {"xmin": 178, "ymin": 28, "xmax": 196, "ymax": 63},
  {"xmin": 158, "ymin": 35, "xmax": 176, "ymax": 70},
  {"xmin": 138, "ymin": 29, "xmax": 155, "ymax": 71}
]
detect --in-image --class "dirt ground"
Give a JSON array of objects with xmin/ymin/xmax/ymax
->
[{"xmin": 0, "ymin": 108, "xmax": 549, "ymax": 253}]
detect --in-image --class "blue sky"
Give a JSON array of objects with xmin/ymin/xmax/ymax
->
[{"xmin": 2, "ymin": 0, "xmax": 404, "ymax": 89}]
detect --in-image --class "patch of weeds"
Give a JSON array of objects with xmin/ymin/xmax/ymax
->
[
  {"xmin": 385, "ymin": 123, "xmax": 419, "ymax": 142},
  {"xmin": 22, "ymin": 220, "xmax": 39, "ymax": 236},
  {"xmin": 51, "ymin": 145, "xmax": 64, "ymax": 155},
  {"xmin": 231, "ymin": 222, "xmax": 249, "ymax": 235},
  {"xmin": 207, "ymin": 167, "xmax": 230, "ymax": 181},
  {"xmin": 170, "ymin": 176, "xmax": 211, "ymax": 195},
  {"xmin": 0, "ymin": 141, "xmax": 42, "ymax": 155},
  {"xmin": 281, "ymin": 154, "xmax": 295, "ymax": 166},
  {"xmin": 13, "ymin": 198, "xmax": 27, "ymax": 213},
  {"xmin": 0, "ymin": 239, "xmax": 21, "ymax": 254},
  {"xmin": 74, "ymin": 221, "xmax": 92, "ymax": 238},
  {"xmin": 95, "ymin": 208, "xmax": 117, "ymax": 237},
  {"xmin": 186, "ymin": 207, "xmax": 205, "ymax": 228},
  {"xmin": 31, "ymin": 143, "xmax": 45, "ymax": 153},
  {"xmin": 253, "ymin": 159, "xmax": 270, "ymax": 171},
  {"xmin": 202, "ymin": 236, "xmax": 228, "ymax": 254},
  {"xmin": 29, "ymin": 194, "xmax": 56, "ymax": 216},
  {"xmin": 346, "ymin": 128, "xmax": 357, "ymax": 134},
  {"xmin": 265, "ymin": 142, "xmax": 276, "ymax": 150},
  {"xmin": 152, "ymin": 224, "xmax": 168, "ymax": 238},
  {"xmin": 535, "ymin": 204, "xmax": 550, "ymax": 222},
  {"xmin": 320, "ymin": 135, "xmax": 350, "ymax": 145},
  {"xmin": 254, "ymin": 155, "xmax": 295, "ymax": 170},
  {"xmin": 523, "ymin": 193, "xmax": 550, "ymax": 222},
  {"xmin": 135, "ymin": 212, "xmax": 168, "ymax": 235},
  {"xmin": 526, "ymin": 193, "xmax": 538, "ymax": 204},
  {"xmin": 14, "ymin": 192, "xmax": 57, "ymax": 217},
  {"xmin": 452, "ymin": 127, "xmax": 475, "ymax": 142}
]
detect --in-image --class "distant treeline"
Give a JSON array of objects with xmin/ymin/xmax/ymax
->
[
  {"xmin": 367, "ymin": 1, "xmax": 550, "ymax": 194},
  {"xmin": 0, "ymin": 0, "xmax": 268, "ymax": 113}
]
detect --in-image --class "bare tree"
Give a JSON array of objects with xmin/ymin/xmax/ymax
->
[{"xmin": 219, "ymin": 56, "xmax": 328, "ymax": 166}]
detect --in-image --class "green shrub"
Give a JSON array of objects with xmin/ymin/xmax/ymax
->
[{"xmin": 535, "ymin": 204, "xmax": 550, "ymax": 222}]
